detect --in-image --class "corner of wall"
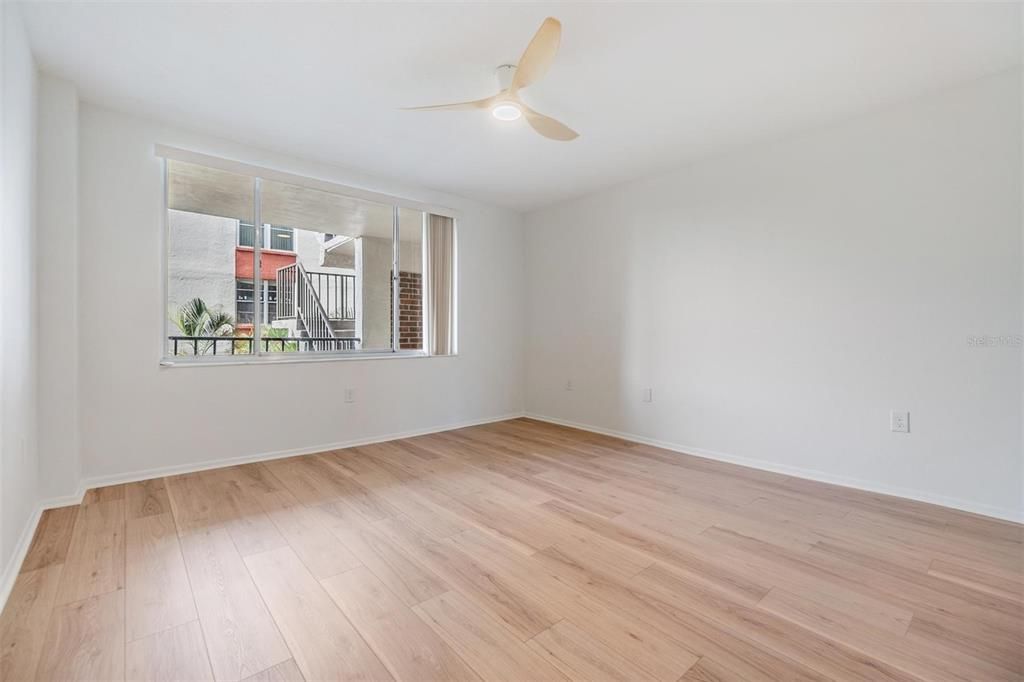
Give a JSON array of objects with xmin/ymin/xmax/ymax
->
[
  {"xmin": 36, "ymin": 72, "xmax": 82, "ymax": 503},
  {"xmin": 0, "ymin": 0, "xmax": 43, "ymax": 611}
]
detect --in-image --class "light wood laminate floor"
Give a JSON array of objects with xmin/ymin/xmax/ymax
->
[{"xmin": 2, "ymin": 418, "xmax": 1021, "ymax": 681}]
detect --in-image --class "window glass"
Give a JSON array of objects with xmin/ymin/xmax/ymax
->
[
  {"xmin": 262, "ymin": 179, "xmax": 392, "ymax": 352},
  {"xmin": 397, "ymin": 209, "xmax": 425, "ymax": 351},
  {"xmin": 269, "ymin": 226, "xmax": 294, "ymax": 251},
  {"xmin": 238, "ymin": 222, "xmax": 294, "ymax": 252},
  {"xmin": 236, "ymin": 280, "xmax": 278, "ymax": 325},
  {"xmin": 235, "ymin": 279, "xmax": 255, "ymax": 325},
  {"xmin": 166, "ymin": 161, "xmax": 254, "ymax": 356},
  {"xmin": 238, "ymin": 222, "xmax": 255, "ymax": 248}
]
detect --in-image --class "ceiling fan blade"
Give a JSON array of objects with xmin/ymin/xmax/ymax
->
[
  {"xmin": 510, "ymin": 17, "xmax": 561, "ymax": 92},
  {"xmin": 521, "ymin": 103, "xmax": 578, "ymax": 141},
  {"xmin": 401, "ymin": 94, "xmax": 498, "ymax": 111}
]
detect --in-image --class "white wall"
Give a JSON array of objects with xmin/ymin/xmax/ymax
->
[
  {"xmin": 525, "ymin": 70, "xmax": 1023, "ymax": 521},
  {"xmin": 73, "ymin": 103, "xmax": 525, "ymax": 487},
  {"xmin": 0, "ymin": 2, "xmax": 39, "ymax": 583},
  {"xmin": 36, "ymin": 73, "xmax": 79, "ymax": 502}
]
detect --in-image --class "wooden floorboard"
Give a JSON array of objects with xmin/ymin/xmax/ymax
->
[
  {"xmin": 0, "ymin": 563, "xmax": 64, "ymax": 681},
  {"xmin": 322, "ymin": 566, "xmax": 479, "ymax": 681},
  {"xmin": 36, "ymin": 590, "xmax": 125, "ymax": 682},
  {"xmin": 1, "ymin": 417, "xmax": 1020, "ymax": 681},
  {"xmin": 177, "ymin": 525, "xmax": 292, "ymax": 681},
  {"xmin": 125, "ymin": 512, "xmax": 197, "ymax": 641},
  {"xmin": 244, "ymin": 546, "xmax": 392, "ymax": 681},
  {"xmin": 125, "ymin": 620, "xmax": 214, "ymax": 682},
  {"xmin": 18, "ymin": 506, "xmax": 78, "ymax": 573},
  {"xmin": 53, "ymin": 498, "xmax": 125, "ymax": 606}
]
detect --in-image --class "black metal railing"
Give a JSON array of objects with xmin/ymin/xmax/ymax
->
[
  {"xmin": 277, "ymin": 264, "xmax": 355, "ymax": 321},
  {"xmin": 168, "ymin": 336, "xmax": 361, "ymax": 356},
  {"xmin": 310, "ymin": 270, "xmax": 356, "ymax": 320}
]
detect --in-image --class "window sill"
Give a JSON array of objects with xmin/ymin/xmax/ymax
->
[{"xmin": 159, "ymin": 349, "xmax": 442, "ymax": 368}]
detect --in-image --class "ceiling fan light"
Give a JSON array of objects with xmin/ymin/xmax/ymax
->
[{"xmin": 491, "ymin": 103, "xmax": 522, "ymax": 121}]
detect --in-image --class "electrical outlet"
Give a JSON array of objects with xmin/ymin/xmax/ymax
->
[
  {"xmin": 565, "ymin": 380, "xmax": 573, "ymax": 391},
  {"xmin": 890, "ymin": 410, "xmax": 909, "ymax": 433},
  {"xmin": 344, "ymin": 388, "xmax": 356, "ymax": 404},
  {"xmin": 642, "ymin": 388, "xmax": 653, "ymax": 403}
]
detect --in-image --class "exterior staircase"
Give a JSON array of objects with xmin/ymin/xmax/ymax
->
[{"xmin": 277, "ymin": 262, "xmax": 358, "ymax": 350}]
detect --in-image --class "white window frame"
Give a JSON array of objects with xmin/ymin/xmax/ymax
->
[{"xmin": 159, "ymin": 148, "xmax": 457, "ymax": 366}]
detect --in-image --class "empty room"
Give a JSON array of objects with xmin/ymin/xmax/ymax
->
[{"xmin": 1, "ymin": 2, "xmax": 1021, "ymax": 680}]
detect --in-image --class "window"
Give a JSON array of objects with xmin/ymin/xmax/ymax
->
[
  {"xmin": 162, "ymin": 153, "xmax": 454, "ymax": 362},
  {"xmin": 238, "ymin": 222, "xmax": 256, "ymax": 248},
  {"xmin": 235, "ymin": 280, "xmax": 277, "ymax": 326},
  {"xmin": 238, "ymin": 222, "xmax": 294, "ymax": 251}
]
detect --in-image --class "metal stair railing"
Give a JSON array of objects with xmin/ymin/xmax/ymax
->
[{"xmin": 295, "ymin": 262, "xmax": 338, "ymax": 350}]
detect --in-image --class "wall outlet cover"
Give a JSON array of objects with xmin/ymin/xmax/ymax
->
[{"xmin": 890, "ymin": 410, "xmax": 909, "ymax": 433}]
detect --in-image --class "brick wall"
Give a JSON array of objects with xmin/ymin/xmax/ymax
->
[{"xmin": 392, "ymin": 271, "xmax": 422, "ymax": 350}]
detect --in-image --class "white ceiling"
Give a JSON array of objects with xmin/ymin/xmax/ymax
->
[{"xmin": 18, "ymin": 1, "xmax": 1021, "ymax": 211}]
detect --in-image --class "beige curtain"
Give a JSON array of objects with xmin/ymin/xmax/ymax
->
[{"xmin": 426, "ymin": 214, "xmax": 455, "ymax": 355}]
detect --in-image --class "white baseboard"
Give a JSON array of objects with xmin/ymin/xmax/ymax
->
[
  {"xmin": 525, "ymin": 412, "xmax": 1024, "ymax": 524},
  {"xmin": 2, "ymin": 411, "xmax": 525, "ymax": 613},
  {"xmin": 38, "ymin": 411, "xmax": 526, "ymax": 511},
  {"xmin": 0, "ymin": 505, "xmax": 44, "ymax": 616}
]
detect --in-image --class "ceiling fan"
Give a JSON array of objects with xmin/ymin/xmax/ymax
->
[{"xmin": 403, "ymin": 17, "xmax": 578, "ymax": 141}]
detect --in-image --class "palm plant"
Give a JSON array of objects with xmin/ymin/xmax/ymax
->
[
  {"xmin": 171, "ymin": 298, "xmax": 235, "ymax": 355},
  {"xmin": 262, "ymin": 325, "xmax": 299, "ymax": 353}
]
